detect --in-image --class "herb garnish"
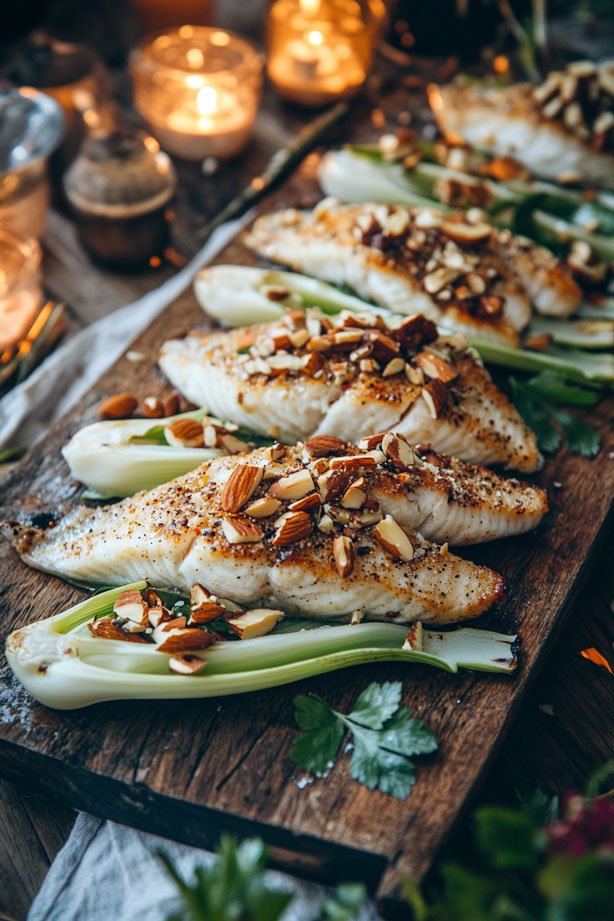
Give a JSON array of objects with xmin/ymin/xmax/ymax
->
[
  {"xmin": 509, "ymin": 371, "xmax": 602, "ymax": 457},
  {"xmin": 292, "ymin": 681, "xmax": 437, "ymax": 799},
  {"xmin": 159, "ymin": 836, "xmax": 292, "ymax": 921}
]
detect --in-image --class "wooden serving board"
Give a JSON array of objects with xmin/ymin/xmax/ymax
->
[{"xmin": 1, "ymin": 154, "xmax": 613, "ymax": 917}]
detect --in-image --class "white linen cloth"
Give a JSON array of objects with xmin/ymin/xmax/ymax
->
[
  {"xmin": 28, "ymin": 814, "xmax": 381, "ymax": 921},
  {"xmin": 4, "ymin": 215, "xmax": 382, "ymax": 921},
  {"xmin": 0, "ymin": 214, "xmax": 250, "ymax": 451}
]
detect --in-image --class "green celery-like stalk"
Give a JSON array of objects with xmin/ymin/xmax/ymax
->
[
  {"xmin": 195, "ymin": 267, "xmax": 614, "ymax": 383},
  {"xmin": 5, "ymin": 586, "xmax": 518, "ymax": 710}
]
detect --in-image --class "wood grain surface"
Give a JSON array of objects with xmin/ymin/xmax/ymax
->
[{"xmin": 1, "ymin": 155, "xmax": 612, "ymax": 916}]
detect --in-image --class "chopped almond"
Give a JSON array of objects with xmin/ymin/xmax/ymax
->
[{"xmin": 226, "ymin": 608, "xmax": 284, "ymax": 639}]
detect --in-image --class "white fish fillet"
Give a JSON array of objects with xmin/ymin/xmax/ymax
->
[
  {"xmin": 3, "ymin": 445, "xmax": 508, "ymax": 625},
  {"xmin": 431, "ymin": 81, "xmax": 614, "ymax": 191},
  {"xmin": 160, "ymin": 310, "xmax": 543, "ymax": 473},
  {"xmin": 245, "ymin": 202, "xmax": 581, "ymax": 339}
]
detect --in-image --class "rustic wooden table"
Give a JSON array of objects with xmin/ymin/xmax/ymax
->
[{"xmin": 0, "ymin": 46, "xmax": 612, "ymax": 921}]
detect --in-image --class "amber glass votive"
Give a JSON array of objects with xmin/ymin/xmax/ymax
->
[
  {"xmin": 130, "ymin": 27, "xmax": 263, "ymax": 161},
  {"xmin": 266, "ymin": 0, "xmax": 377, "ymax": 107},
  {"xmin": 0, "ymin": 231, "xmax": 43, "ymax": 353}
]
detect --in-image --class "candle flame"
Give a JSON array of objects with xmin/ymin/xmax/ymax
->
[
  {"xmin": 307, "ymin": 30, "xmax": 324, "ymax": 47},
  {"xmin": 300, "ymin": 0, "xmax": 320, "ymax": 13},
  {"xmin": 196, "ymin": 85, "xmax": 218, "ymax": 117}
]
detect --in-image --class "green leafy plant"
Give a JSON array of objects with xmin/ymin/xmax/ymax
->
[
  {"xmin": 159, "ymin": 836, "xmax": 293, "ymax": 921},
  {"xmin": 509, "ymin": 371, "xmax": 602, "ymax": 456},
  {"xmin": 404, "ymin": 762, "xmax": 614, "ymax": 920},
  {"xmin": 291, "ymin": 680, "xmax": 438, "ymax": 799}
]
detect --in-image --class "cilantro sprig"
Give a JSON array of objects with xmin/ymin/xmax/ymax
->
[
  {"xmin": 292, "ymin": 681, "xmax": 437, "ymax": 800},
  {"xmin": 509, "ymin": 371, "xmax": 602, "ymax": 457}
]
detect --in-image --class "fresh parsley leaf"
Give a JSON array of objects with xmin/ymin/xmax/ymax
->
[
  {"xmin": 348, "ymin": 680, "xmax": 402, "ymax": 729},
  {"xmin": 509, "ymin": 374, "xmax": 602, "ymax": 457},
  {"xmin": 509, "ymin": 378, "xmax": 563, "ymax": 453},
  {"xmin": 292, "ymin": 682, "xmax": 437, "ymax": 799},
  {"xmin": 292, "ymin": 694, "xmax": 345, "ymax": 776},
  {"xmin": 548, "ymin": 408, "xmax": 601, "ymax": 457}
]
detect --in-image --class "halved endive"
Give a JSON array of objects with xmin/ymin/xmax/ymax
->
[
  {"xmin": 5, "ymin": 583, "xmax": 518, "ymax": 710},
  {"xmin": 63, "ymin": 409, "xmax": 257, "ymax": 498},
  {"xmin": 192, "ymin": 265, "xmax": 614, "ymax": 382}
]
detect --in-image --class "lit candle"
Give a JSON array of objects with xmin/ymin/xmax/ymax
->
[
  {"xmin": 130, "ymin": 27, "xmax": 263, "ymax": 161},
  {"xmin": 266, "ymin": 0, "xmax": 377, "ymax": 107}
]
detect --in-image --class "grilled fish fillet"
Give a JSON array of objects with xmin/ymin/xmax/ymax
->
[
  {"xmin": 246, "ymin": 201, "xmax": 581, "ymax": 339},
  {"xmin": 160, "ymin": 309, "xmax": 543, "ymax": 473},
  {"xmin": 431, "ymin": 75, "xmax": 614, "ymax": 191},
  {"xmin": 3, "ymin": 443, "xmax": 507, "ymax": 625}
]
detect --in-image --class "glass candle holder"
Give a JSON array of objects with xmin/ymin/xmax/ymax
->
[
  {"xmin": 130, "ymin": 27, "xmax": 263, "ymax": 161},
  {"xmin": 0, "ymin": 89, "xmax": 64, "ymax": 241},
  {"xmin": 0, "ymin": 231, "xmax": 43, "ymax": 353},
  {"xmin": 266, "ymin": 0, "xmax": 377, "ymax": 107}
]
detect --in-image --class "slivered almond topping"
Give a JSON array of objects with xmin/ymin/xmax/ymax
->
[
  {"xmin": 189, "ymin": 583, "xmax": 226, "ymax": 623},
  {"xmin": 268, "ymin": 468, "xmax": 314, "ymax": 500},
  {"xmin": 288, "ymin": 492, "xmax": 322, "ymax": 513},
  {"xmin": 88, "ymin": 619, "xmax": 149, "ymax": 643},
  {"xmin": 203, "ymin": 424, "xmax": 219, "ymax": 448},
  {"xmin": 422, "ymin": 380, "xmax": 449, "ymax": 419},
  {"xmin": 358, "ymin": 433, "xmax": 386, "ymax": 451},
  {"xmin": 382, "ymin": 433, "xmax": 415, "ymax": 469},
  {"xmin": 289, "ymin": 328, "xmax": 310, "ymax": 348},
  {"xmin": 318, "ymin": 513, "xmax": 335, "ymax": 533},
  {"xmin": 372, "ymin": 515, "xmax": 415, "ymax": 561},
  {"xmin": 405, "ymin": 363, "xmax": 425, "ymax": 385},
  {"xmin": 264, "ymin": 443, "xmax": 284, "ymax": 462},
  {"xmin": 142, "ymin": 396, "xmax": 164, "ymax": 418},
  {"xmin": 301, "ymin": 352, "xmax": 323, "ymax": 376},
  {"xmin": 226, "ymin": 608, "xmax": 284, "ymax": 639},
  {"xmin": 442, "ymin": 220, "xmax": 492, "ymax": 244},
  {"xmin": 168, "ymin": 654, "xmax": 208, "ymax": 675},
  {"xmin": 243, "ymin": 496, "xmax": 282, "ymax": 518},
  {"xmin": 221, "ymin": 515, "xmax": 264, "ymax": 545},
  {"xmin": 341, "ymin": 477, "xmax": 367, "ymax": 510},
  {"xmin": 157, "ymin": 629, "xmax": 215, "ymax": 654},
  {"xmin": 262, "ymin": 461, "xmax": 285, "ymax": 480},
  {"xmin": 99, "ymin": 392, "xmax": 138, "ymax": 420},
  {"xmin": 113, "ymin": 590, "xmax": 149, "ymax": 633},
  {"xmin": 143, "ymin": 588, "xmax": 167, "ymax": 615},
  {"xmin": 353, "ymin": 508, "xmax": 383, "ymax": 527},
  {"xmin": 318, "ymin": 469, "xmax": 353, "ymax": 503},
  {"xmin": 414, "ymin": 352, "xmax": 458, "ymax": 383},
  {"xmin": 162, "ymin": 391, "xmax": 180, "ymax": 416},
  {"xmin": 333, "ymin": 535, "xmax": 355, "ymax": 578},
  {"xmin": 403, "ymin": 622, "xmax": 423, "ymax": 651},
  {"xmin": 393, "ymin": 313, "xmax": 438, "ymax": 350},
  {"xmin": 271, "ymin": 331, "xmax": 292, "ymax": 350},
  {"xmin": 272, "ymin": 510, "xmax": 312, "ymax": 548},
  {"xmin": 221, "ymin": 464, "xmax": 264, "ymax": 512},
  {"xmin": 164, "ymin": 418, "xmax": 205, "ymax": 448},
  {"xmin": 219, "ymin": 433, "xmax": 250, "ymax": 454},
  {"xmin": 423, "ymin": 267, "xmax": 460, "ymax": 295},
  {"xmin": 370, "ymin": 332, "xmax": 399, "ymax": 363},
  {"xmin": 329, "ymin": 454, "xmax": 378, "ymax": 472},
  {"xmin": 304, "ymin": 434, "xmax": 349, "ymax": 458},
  {"xmin": 382, "ymin": 357, "xmax": 405, "ymax": 377}
]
